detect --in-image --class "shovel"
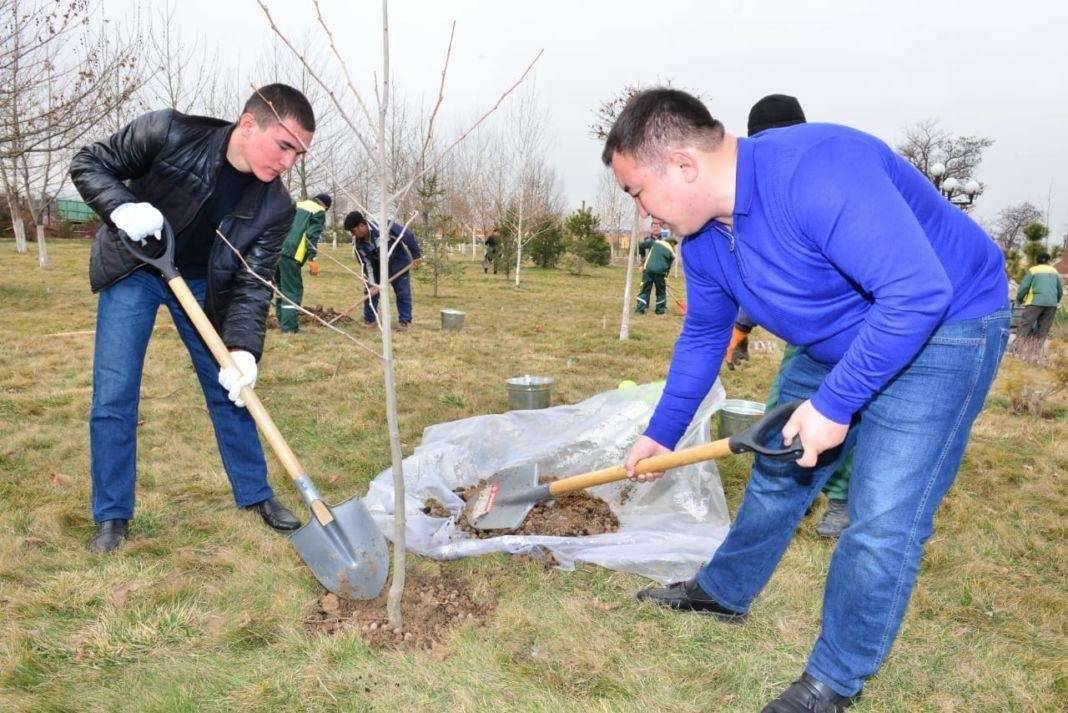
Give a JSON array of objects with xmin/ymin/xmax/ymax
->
[
  {"xmin": 119, "ymin": 221, "xmax": 388, "ymax": 600},
  {"xmin": 465, "ymin": 400, "xmax": 805, "ymax": 530}
]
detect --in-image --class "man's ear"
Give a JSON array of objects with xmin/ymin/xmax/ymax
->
[
  {"xmin": 668, "ymin": 148, "xmax": 699, "ymax": 183},
  {"xmin": 237, "ymin": 112, "xmax": 258, "ymax": 133}
]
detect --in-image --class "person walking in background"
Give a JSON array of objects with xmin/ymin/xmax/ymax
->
[
  {"xmin": 274, "ymin": 193, "xmax": 331, "ymax": 333},
  {"xmin": 636, "ymin": 233, "xmax": 676, "ymax": 315},
  {"xmin": 1015, "ymin": 252, "xmax": 1063, "ymax": 352}
]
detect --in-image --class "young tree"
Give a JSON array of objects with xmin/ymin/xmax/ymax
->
[
  {"xmin": 591, "ymin": 85, "xmax": 642, "ymax": 339},
  {"xmin": 992, "ymin": 202, "xmax": 1044, "ymax": 252},
  {"xmin": 526, "ymin": 214, "xmax": 565, "ymax": 269},
  {"xmin": 565, "ymin": 204, "xmax": 610, "ymax": 266},
  {"xmin": 1022, "ymin": 221, "xmax": 1051, "ymax": 266},
  {"xmin": 896, "ymin": 118, "xmax": 993, "ymax": 184},
  {"xmin": 0, "ymin": 0, "xmax": 142, "ymax": 264},
  {"xmin": 258, "ymin": 0, "xmax": 539, "ymax": 629}
]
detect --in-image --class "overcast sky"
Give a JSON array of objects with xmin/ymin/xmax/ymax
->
[{"xmin": 107, "ymin": 0, "xmax": 1067, "ymax": 239}]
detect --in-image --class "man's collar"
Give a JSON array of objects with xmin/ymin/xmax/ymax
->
[{"xmin": 733, "ymin": 137, "xmax": 755, "ymax": 216}]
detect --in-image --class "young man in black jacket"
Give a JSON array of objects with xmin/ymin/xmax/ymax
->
[{"xmin": 70, "ymin": 84, "xmax": 315, "ymax": 553}]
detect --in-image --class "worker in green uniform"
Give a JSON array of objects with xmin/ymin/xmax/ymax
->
[
  {"xmin": 636, "ymin": 233, "xmax": 676, "ymax": 314},
  {"xmin": 1015, "ymin": 252, "xmax": 1063, "ymax": 352},
  {"xmin": 274, "ymin": 193, "xmax": 331, "ymax": 333}
]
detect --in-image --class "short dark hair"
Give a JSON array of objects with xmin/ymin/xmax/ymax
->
[
  {"xmin": 343, "ymin": 211, "xmax": 367, "ymax": 232},
  {"xmin": 1037, "ymin": 252, "xmax": 1051, "ymax": 264},
  {"xmin": 243, "ymin": 83, "xmax": 316, "ymax": 132},
  {"xmin": 601, "ymin": 88, "xmax": 724, "ymax": 166}
]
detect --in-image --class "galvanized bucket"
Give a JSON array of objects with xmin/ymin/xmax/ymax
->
[
  {"xmin": 441, "ymin": 309, "xmax": 466, "ymax": 331},
  {"xmin": 506, "ymin": 375, "xmax": 554, "ymax": 410},
  {"xmin": 716, "ymin": 399, "xmax": 766, "ymax": 439}
]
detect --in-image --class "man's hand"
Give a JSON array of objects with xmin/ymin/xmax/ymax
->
[
  {"xmin": 411, "ymin": 258, "xmax": 423, "ymax": 270},
  {"xmin": 110, "ymin": 202, "xmax": 164, "ymax": 244},
  {"xmin": 307, "ymin": 260, "xmax": 320, "ymax": 276},
  {"xmin": 781, "ymin": 399, "xmax": 848, "ymax": 468},
  {"xmin": 624, "ymin": 435, "xmax": 672, "ymax": 482},
  {"xmin": 218, "ymin": 350, "xmax": 257, "ymax": 408}
]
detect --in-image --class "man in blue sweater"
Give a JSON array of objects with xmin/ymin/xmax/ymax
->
[{"xmin": 602, "ymin": 89, "xmax": 1009, "ymax": 712}]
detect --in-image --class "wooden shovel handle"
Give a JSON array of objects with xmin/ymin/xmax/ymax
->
[
  {"xmin": 168, "ymin": 275, "xmax": 306, "ymax": 483},
  {"xmin": 547, "ymin": 437, "xmax": 734, "ymax": 496}
]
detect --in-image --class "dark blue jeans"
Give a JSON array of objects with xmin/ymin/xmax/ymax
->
[
  {"xmin": 364, "ymin": 269, "xmax": 413, "ymax": 324},
  {"xmin": 696, "ymin": 306, "xmax": 1010, "ymax": 697},
  {"xmin": 90, "ymin": 270, "xmax": 274, "ymax": 522}
]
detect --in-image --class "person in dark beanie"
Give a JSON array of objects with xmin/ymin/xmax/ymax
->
[
  {"xmin": 747, "ymin": 93, "xmax": 806, "ymax": 135},
  {"xmin": 345, "ymin": 210, "xmax": 422, "ymax": 329},
  {"xmin": 69, "ymin": 83, "xmax": 317, "ymax": 553},
  {"xmin": 274, "ymin": 192, "xmax": 331, "ymax": 333},
  {"xmin": 602, "ymin": 88, "xmax": 1009, "ymax": 711}
]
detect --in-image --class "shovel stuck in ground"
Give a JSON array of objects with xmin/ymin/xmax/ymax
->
[
  {"xmin": 465, "ymin": 400, "xmax": 805, "ymax": 531},
  {"xmin": 119, "ymin": 221, "xmax": 389, "ymax": 600}
]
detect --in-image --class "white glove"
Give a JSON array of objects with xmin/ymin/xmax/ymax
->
[
  {"xmin": 110, "ymin": 202, "xmax": 164, "ymax": 244},
  {"xmin": 218, "ymin": 350, "xmax": 257, "ymax": 408}
]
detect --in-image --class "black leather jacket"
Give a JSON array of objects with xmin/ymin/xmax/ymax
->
[{"xmin": 69, "ymin": 109, "xmax": 295, "ymax": 360}]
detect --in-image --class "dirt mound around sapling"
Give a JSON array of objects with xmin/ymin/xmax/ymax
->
[
  {"xmin": 422, "ymin": 480, "xmax": 620, "ymax": 539},
  {"xmin": 266, "ymin": 304, "xmax": 352, "ymax": 329},
  {"xmin": 306, "ymin": 565, "xmax": 494, "ymax": 650}
]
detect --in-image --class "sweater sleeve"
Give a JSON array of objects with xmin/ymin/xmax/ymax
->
[
  {"xmin": 644, "ymin": 238, "xmax": 735, "ymax": 448},
  {"xmin": 1016, "ymin": 272, "xmax": 1033, "ymax": 304},
  {"xmin": 790, "ymin": 138, "xmax": 953, "ymax": 424}
]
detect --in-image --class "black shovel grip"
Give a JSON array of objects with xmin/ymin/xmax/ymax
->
[
  {"xmin": 727, "ymin": 400, "xmax": 805, "ymax": 461},
  {"xmin": 117, "ymin": 219, "xmax": 179, "ymax": 280}
]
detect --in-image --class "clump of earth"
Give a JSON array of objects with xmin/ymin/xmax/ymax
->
[
  {"xmin": 421, "ymin": 481, "xmax": 620, "ymax": 539},
  {"xmin": 266, "ymin": 305, "xmax": 352, "ymax": 329},
  {"xmin": 306, "ymin": 565, "xmax": 494, "ymax": 650}
]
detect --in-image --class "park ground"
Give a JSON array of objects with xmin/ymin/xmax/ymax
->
[{"xmin": 0, "ymin": 241, "xmax": 1065, "ymax": 711}]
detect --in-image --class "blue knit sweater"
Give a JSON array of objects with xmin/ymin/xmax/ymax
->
[{"xmin": 645, "ymin": 123, "xmax": 1007, "ymax": 449}]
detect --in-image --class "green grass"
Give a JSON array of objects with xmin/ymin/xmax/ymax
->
[{"xmin": 0, "ymin": 240, "xmax": 1064, "ymax": 711}]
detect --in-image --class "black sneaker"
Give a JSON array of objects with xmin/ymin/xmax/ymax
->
[
  {"xmin": 635, "ymin": 577, "xmax": 746, "ymax": 621},
  {"xmin": 761, "ymin": 673, "xmax": 856, "ymax": 713},
  {"xmin": 816, "ymin": 499, "xmax": 849, "ymax": 538}
]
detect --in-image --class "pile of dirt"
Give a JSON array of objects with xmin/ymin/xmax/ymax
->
[
  {"xmin": 266, "ymin": 304, "xmax": 352, "ymax": 329},
  {"xmin": 306, "ymin": 566, "xmax": 494, "ymax": 650},
  {"xmin": 421, "ymin": 481, "xmax": 620, "ymax": 539}
]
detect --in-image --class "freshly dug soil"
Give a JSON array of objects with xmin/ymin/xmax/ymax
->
[
  {"xmin": 422, "ymin": 480, "xmax": 620, "ymax": 539},
  {"xmin": 306, "ymin": 566, "xmax": 494, "ymax": 650},
  {"xmin": 265, "ymin": 304, "xmax": 353, "ymax": 329}
]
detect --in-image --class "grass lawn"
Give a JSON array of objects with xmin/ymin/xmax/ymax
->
[{"xmin": 0, "ymin": 240, "xmax": 1064, "ymax": 712}]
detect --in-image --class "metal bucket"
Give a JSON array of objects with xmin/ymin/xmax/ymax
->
[
  {"xmin": 506, "ymin": 375, "xmax": 554, "ymax": 410},
  {"xmin": 441, "ymin": 309, "xmax": 466, "ymax": 331},
  {"xmin": 716, "ymin": 399, "xmax": 766, "ymax": 439}
]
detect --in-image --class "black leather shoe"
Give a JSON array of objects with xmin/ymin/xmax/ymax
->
[
  {"xmin": 761, "ymin": 673, "xmax": 856, "ymax": 713},
  {"xmin": 247, "ymin": 497, "xmax": 301, "ymax": 532},
  {"xmin": 635, "ymin": 577, "xmax": 746, "ymax": 620},
  {"xmin": 88, "ymin": 519, "xmax": 128, "ymax": 554}
]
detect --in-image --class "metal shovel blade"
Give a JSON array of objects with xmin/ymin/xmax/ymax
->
[
  {"xmin": 290, "ymin": 495, "xmax": 389, "ymax": 600},
  {"xmin": 465, "ymin": 463, "xmax": 549, "ymax": 531}
]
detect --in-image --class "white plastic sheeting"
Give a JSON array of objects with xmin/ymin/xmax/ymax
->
[{"xmin": 363, "ymin": 380, "xmax": 729, "ymax": 584}]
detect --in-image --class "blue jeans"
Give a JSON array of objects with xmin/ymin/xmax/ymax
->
[
  {"xmin": 90, "ymin": 270, "xmax": 274, "ymax": 522},
  {"xmin": 696, "ymin": 306, "xmax": 1010, "ymax": 697},
  {"xmin": 364, "ymin": 269, "xmax": 413, "ymax": 324}
]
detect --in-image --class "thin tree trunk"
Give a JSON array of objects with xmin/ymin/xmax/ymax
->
[
  {"xmin": 379, "ymin": 0, "xmax": 406, "ymax": 631},
  {"xmin": 8, "ymin": 194, "xmax": 27, "ymax": 253},
  {"xmin": 619, "ymin": 205, "xmax": 640, "ymax": 340},
  {"xmin": 514, "ymin": 194, "xmax": 524, "ymax": 287},
  {"xmin": 34, "ymin": 222, "xmax": 50, "ymax": 268}
]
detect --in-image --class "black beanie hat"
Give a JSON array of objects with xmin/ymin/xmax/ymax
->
[
  {"xmin": 747, "ymin": 94, "xmax": 806, "ymax": 137},
  {"xmin": 314, "ymin": 193, "xmax": 332, "ymax": 208},
  {"xmin": 343, "ymin": 211, "xmax": 366, "ymax": 231}
]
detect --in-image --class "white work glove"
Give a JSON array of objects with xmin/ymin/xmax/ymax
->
[
  {"xmin": 218, "ymin": 350, "xmax": 257, "ymax": 408},
  {"xmin": 110, "ymin": 202, "xmax": 164, "ymax": 244}
]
